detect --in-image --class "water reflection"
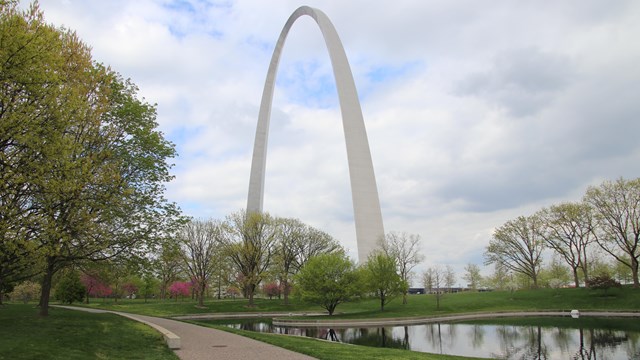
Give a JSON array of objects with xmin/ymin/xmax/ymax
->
[{"xmin": 223, "ymin": 318, "xmax": 640, "ymax": 360}]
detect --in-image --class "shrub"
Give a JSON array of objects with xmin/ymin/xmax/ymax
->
[
  {"xmin": 55, "ymin": 271, "xmax": 86, "ymax": 304},
  {"xmin": 589, "ymin": 274, "xmax": 621, "ymax": 295},
  {"xmin": 9, "ymin": 281, "xmax": 41, "ymax": 303}
]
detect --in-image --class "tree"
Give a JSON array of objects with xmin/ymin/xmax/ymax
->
[
  {"xmin": 0, "ymin": 2, "xmax": 180, "ymax": 316},
  {"xmin": 585, "ymin": 178, "xmax": 640, "ymax": 288},
  {"xmin": 537, "ymin": 202, "xmax": 596, "ymax": 288},
  {"xmin": 444, "ymin": 265, "xmax": 456, "ymax": 292},
  {"xmin": 223, "ymin": 211, "xmax": 277, "ymax": 307},
  {"xmin": 378, "ymin": 232, "xmax": 424, "ymax": 304},
  {"xmin": 55, "ymin": 271, "xmax": 86, "ymax": 304},
  {"xmin": 423, "ymin": 266, "xmax": 445, "ymax": 309},
  {"xmin": 9, "ymin": 281, "xmax": 40, "ymax": 303},
  {"xmin": 295, "ymin": 253, "xmax": 361, "ymax": 315},
  {"xmin": 273, "ymin": 217, "xmax": 342, "ymax": 305},
  {"xmin": 178, "ymin": 219, "xmax": 223, "ymax": 307},
  {"xmin": 484, "ymin": 215, "xmax": 545, "ymax": 288},
  {"xmin": 263, "ymin": 282, "xmax": 281, "ymax": 299},
  {"xmin": 80, "ymin": 273, "xmax": 112, "ymax": 303},
  {"xmin": 273, "ymin": 217, "xmax": 305, "ymax": 306},
  {"xmin": 154, "ymin": 241, "xmax": 183, "ymax": 300},
  {"xmin": 168, "ymin": 281, "xmax": 190, "ymax": 301},
  {"xmin": 463, "ymin": 264, "xmax": 482, "ymax": 290},
  {"xmin": 363, "ymin": 252, "xmax": 406, "ymax": 311}
]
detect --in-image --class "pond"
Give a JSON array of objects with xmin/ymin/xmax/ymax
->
[{"xmin": 216, "ymin": 317, "xmax": 640, "ymax": 359}]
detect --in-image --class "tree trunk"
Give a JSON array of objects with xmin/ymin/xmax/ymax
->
[
  {"xmin": 198, "ymin": 282, "xmax": 205, "ymax": 307},
  {"xmin": 581, "ymin": 264, "xmax": 590, "ymax": 288},
  {"xmin": 380, "ymin": 292, "xmax": 385, "ymax": 311},
  {"xmin": 248, "ymin": 284, "xmax": 255, "ymax": 306},
  {"xmin": 632, "ymin": 257, "xmax": 639, "ymax": 288},
  {"xmin": 572, "ymin": 267, "xmax": 580, "ymax": 288},
  {"xmin": 402, "ymin": 291, "xmax": 408, "ymax": 305},
  {"xmin": 39, "ymin": 259, "xmax": 56, "ymax": 317},
  {"xmin": 283, "ymin": 279, "xmax": 290, "ymax": 306},
  {"xmin": 0, "ymin": 278, "xmax": 4, "ymax": 305}
]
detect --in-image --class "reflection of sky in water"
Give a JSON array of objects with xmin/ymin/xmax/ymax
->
[
  {"xmin": 226, "ymin": 321, "xmax": 640, "ymax": 359},
  {"xmin": 368, "ymin": 324, "xmax": 640, "ymax": 360}
]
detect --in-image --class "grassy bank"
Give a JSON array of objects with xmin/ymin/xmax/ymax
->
[
  {"xmin": 80, "ymin": 286, "xmax": 640, "ymax": 319},
  {"xmin": 0, "ymin": 304, "xmax": 178, "ymax": 360}
]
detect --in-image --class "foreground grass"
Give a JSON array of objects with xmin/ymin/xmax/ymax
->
[
  {"xmin": 0, "ymin": 304, "xmax": 178, "ymax": 360},
  {"xmin": 191, "ymin": 321, "xmax": 486, "ymax": 360}
]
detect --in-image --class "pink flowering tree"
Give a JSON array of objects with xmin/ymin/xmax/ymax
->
[
  {"xmin": 168, "ymin": 281, "xmax": 191, "ymax": 301},
  {"xmin": 81, "ymin": 274, "xmax": 112, "ymax": 303},
  {"xmin": 122, "ymin": 282, "xmax": 138, "ymax": 299},
  {"xmin": 263, "ymin": 282, "xmax": 281, "ymax": 299}
]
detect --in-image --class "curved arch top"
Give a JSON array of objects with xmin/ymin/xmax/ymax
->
[{"xmin": 247, "ymin": 6, "xmax": 384, "ymax": 262}]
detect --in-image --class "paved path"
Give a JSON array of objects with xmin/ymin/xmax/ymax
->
[{"xmin": 53, "ymin": 306, "xmax": 315, "ymax": 360}]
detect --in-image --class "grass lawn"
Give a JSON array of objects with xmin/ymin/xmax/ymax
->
[
  {"xmin": 80, "ymin": 286, "xmax": 640, "ymax": 319},
  {"xmin": 0, "ymin": 303, "xmax": 178, "ymax": 360}
]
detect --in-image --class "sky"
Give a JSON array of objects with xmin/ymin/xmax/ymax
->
[{"xmin": 24, "ymin": 0, "xmax": 640, "ymax": 285}]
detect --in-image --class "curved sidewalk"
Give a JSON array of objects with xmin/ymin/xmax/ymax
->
[{"xmin": 53, "ymin": 306, "xmax": 315, "ymax": 360}]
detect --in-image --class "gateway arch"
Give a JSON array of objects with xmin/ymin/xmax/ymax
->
[{"xmin": 247, "ymin": 6, "xmax": 384, "ymax": 262}]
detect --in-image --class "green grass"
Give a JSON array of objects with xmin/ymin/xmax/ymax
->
[
  {"xmin": 79, "ymin": 287, "xmax": 640, "ymax": 319},
  {"xmin": 75, "ymin": 297, "xmax": 317, "ymax": 317},
  {"xmin": 0, "ymin": 303, "xmax": 178, "ymax": 360},
  {"xmin": 189, "ymin": 321, "xmax": 486, "ymax": 360}
]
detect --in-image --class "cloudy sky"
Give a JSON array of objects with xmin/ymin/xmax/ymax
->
[{"xmin": 26, "ymin": 0, "xmax": 640, "ymax": 283}]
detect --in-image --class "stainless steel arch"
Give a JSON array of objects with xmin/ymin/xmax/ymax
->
[{"xmin": 247, "ymin": 6, "xmax": 384, "ymax": 262}]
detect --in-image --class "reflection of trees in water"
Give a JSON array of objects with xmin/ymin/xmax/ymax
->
[
  {"xmin": 347, "ymin": 327, "xmax": 408, "ymax": 350},
  {"xmin": 491, "ymin": 325, "xmax": 548, "ymax": 359},
  {"xmin": 552, "ymin": 327, "xmax": 572, "ymax": 354},
  {"xmin": 467, "ymin": 324, "xmax": 485, "ymax": 348}
]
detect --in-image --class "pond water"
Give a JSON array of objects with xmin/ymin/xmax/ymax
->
[{"xmin": 219, "ymin": 318, "xmax": 640, "ymax": 359}]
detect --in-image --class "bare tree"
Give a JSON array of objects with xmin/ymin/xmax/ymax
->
[
  {"xmin": 537, "ymin": 202, "xmax": 596, "ymax": 288},
  {"xmin": 178, "ymin": 219, "xmax": 223, "ymax": 307},
  {"xmin": 423, "ymin": 266, "xmax": 444, "ymax": 309},
  {"xmin": 379, "ymin": 232, "xmax": 425, "ymax": 304},
  {"xmin": 155, "ymin": 241, "xmax": 183, "ymax": 300},
  {"xmin": 445, "ymin": 265, "xmax": 456, "ymax": 293},
  {"xmin": 484, "ymin": 215, "xmax": 545, "ymax": 288},
  {"xmin": 274, "ymin": 217, "xmax": 305, "ymax": 306},
  {"xmin": 223, "ymin": 210, "xmax": 277, "ymax": 306},
  {"xmin": 585, "ymin": 178, "xmax": 640, "ymax": 288}
]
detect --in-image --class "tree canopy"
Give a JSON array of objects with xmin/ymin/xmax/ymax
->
[{"xmin": 0, "ymin": 2, "xmax": 180, "ymax": 315}]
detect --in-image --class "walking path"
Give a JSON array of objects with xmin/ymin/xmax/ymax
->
[{"xmin": 53, "ymin": 306, "xmax": 315, "ymax": 360}]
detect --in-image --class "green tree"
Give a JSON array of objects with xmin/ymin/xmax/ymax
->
[
  {"xmin": 463, "ymin": 263, "xmax": 483, "ymax": 290},
  {"xmin": 55, "ymin": 271, "xmax": 85, "ymax": 304},
  {"xmin": 0, "ymin": 3, "xmax": 180, "ymax": 316},
  {"xmin": 273, "ymin": 217, "xmax": 342, "ymax": 305},
  {"xmin": 223, "ymin": 211, "xmax": 277, "ymax": 307},
  {"xmin": 294, "ymin": 253, "xmax": 361, "ymax": 315},
  {"xmin": 537, "ymin": 202, "xmax": 596, "ymax": 288},
  {"xmin": 484, "ymin": 215, "xmax": 545, "ymax": 288},
  {"xmin": 378, "ymin": 232, "xmax": 424, "ymax": 304},
  {"xmin": 363, "ymin": 252, "xmax": 406, "ymax": 311},
  {"xmin": 585, "ymin": 178, "xmax": 640, "ymax": 288}
]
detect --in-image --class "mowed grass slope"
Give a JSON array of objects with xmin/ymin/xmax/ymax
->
[
  {"xmin": 81, "ymin": 286, "xmax": 640, "ymax": 319},
  {"xmin": 0, "ymin": 304, "xmax": 178, "ymax": 360}
]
